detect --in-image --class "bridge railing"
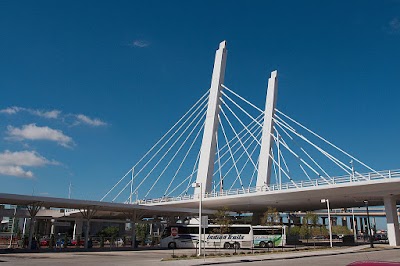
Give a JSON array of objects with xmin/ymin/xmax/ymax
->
[{"xmin": 136, "ymin": 169, "xmax": 400, "ymax": 205}]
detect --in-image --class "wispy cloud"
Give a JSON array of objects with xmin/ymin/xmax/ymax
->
[
  {"xmin": 0, "ymin": 106, "xmax": 107, "ymax": 127},
  {"xmin": 129, "ymin": 40, "xmax": 150, "ymax": 48},
  {"xmin": 75, "ymin": 114, "xmax": 107, "ymax": 126},
  {"xmin": 389, "ymin": 17, "xmax": 400, "ymax": 33},
  {"xmin": 0, "ymin": 165, "xmax": 34, "ymax": 178},
  {"xmin": 31, "ymin": 109, "xmax": 61, "ymax": 119},
  {"xmin": 0, "ymin": 106, "xmax": 22, "ymax": 114},
  {"xmin": 0, "ymin": 106, "xmax": 61, "ymax": 119},
  {"xmin": 6, "ymin": 124, "xmax": 74, "ymax": 148},
  {"xmin": 384, "ymin": 17, "xmax": 400, "ymax": 35},
  {"xmin": 0, "ymin": 150, "xmax": 58, "ymax": 178}
]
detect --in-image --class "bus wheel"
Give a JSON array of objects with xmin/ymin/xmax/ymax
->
[
  {"xmin": 259, "ymin": 241, "xmax": 266, "ymax": 248},
  {"xmin": 267, "ymin": 241, "xmax": 274, "ymax": 248},
  {"xmin": 233, "ymin": 242, "xmax": 240, "ymax": 249},
  {"xmin": 224, "ymin": 242, "xmax": 231, "ymax": 249},
  {"xmin": 168, "ymin": 242, "xmax": 176, "ymax": 249}
]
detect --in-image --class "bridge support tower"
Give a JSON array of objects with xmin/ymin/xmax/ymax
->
[
  {"xmin": 195, "ymin": 41, "xmax": 227, "ymax": 194},
  {"xmin": 256, "ymin": 70, "xmax": 278, "ymax": 187}
]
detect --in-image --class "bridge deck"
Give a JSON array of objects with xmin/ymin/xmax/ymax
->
[{"xmin": 141, "ymin": 169, "xmax": 400, "ymax": 212}]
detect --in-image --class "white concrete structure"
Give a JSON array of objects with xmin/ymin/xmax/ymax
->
[
  {"xmin": 256, "ymin": 70, "xmax": 279, "ymax": 187},
  {"xmin": 147, "ymin": 170, "xmax": 400, "ymax": 246},
  {"xmin": 73, "ymin": 219, "xmax": 83, "ymax": 240},
  {"xmin": 384, "ymin": 196, "xmax": 400, "ymax": 246},
  {"xmin": 195, "ymin": 41, "xmax": 227, "ymax": 194}
]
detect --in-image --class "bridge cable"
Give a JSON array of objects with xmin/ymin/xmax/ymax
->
[
  {"xmin": 275, "ymin": 109, "xmax": 384, "ymax": 178},
  {"xmin": 130, "ymin": 102, "xmax": 209, "ymax": 201},
  {"xmin": 101, "ymin": 90, "xmax": 209, "ymax": 201},
  {"xmin": 163, "ymin": 119, "xmax": 206, "ymax": 196}
]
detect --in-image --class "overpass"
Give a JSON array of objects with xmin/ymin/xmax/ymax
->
[{"xmin": 101, "ymin": 41, "xmax": 399, "ymax": 246}]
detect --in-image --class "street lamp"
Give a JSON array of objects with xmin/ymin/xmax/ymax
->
[
  {"xmin": 350, "ymin": 160, "xmax": 355, "ymax": 182},
  {"xmin": 192, "ymin": 182, "xmax": 202, "ymax": 256},
  {"xmin": 363, "ymin": 200, "xmax": 374, "ymax": 248},
  {"xmin": 321, "ymin": 199, "xmax": 333, "ymax": 248}
]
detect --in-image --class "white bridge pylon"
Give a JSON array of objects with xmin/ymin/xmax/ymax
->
[{"xmin": 102, "ymin": 41, "xmax": 388, "ymax": 205}]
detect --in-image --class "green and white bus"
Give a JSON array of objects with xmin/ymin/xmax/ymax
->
[
  {"xmin": 252, "ymin": 225, "xmax": 286, "ymax": 248},
  {"xmin": 160, "ymin": 224, "xmax": 286, "ymax": 249}
]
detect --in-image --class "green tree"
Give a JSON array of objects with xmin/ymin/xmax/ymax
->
[
  {"xmin": 304, "ymin": 212, "xmax": 320, "ymax": 240},
  {"xmin": 260, "ymin": 207, "xmax": 280, "ymax": 226},
  {"xmin": 332, "ymin": 225, "xmax": 352, "ymax": 235},
  {"xmin": 212, "ymin": 207, "xmax": 231, "ymax": 234},
  {"xmin": 98, "ymin": 226, "xmax": 119, "ymax": 238},
  {"xmin": 299, "ymin": 224, "xmax": 310, "ymax": 241},
  {"xmin": 288, "ymin": 225, "xmax": 300, "ymax": 236},
  {"xmin": 211, "ymin": 207, "xmax": 231, "ymax": 250},
  {"xmin": 136, "ymin": 224, "xmax": 149, "ymax": 245}
]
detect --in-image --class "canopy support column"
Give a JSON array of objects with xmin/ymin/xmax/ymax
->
[
  {"xmin": 80, "ymin": 206, "xmax": 98, "ymax": 249},
  {"xmin": 124, "ymin": 210, "xmax": 146, "ymax": 248},
  {"xmin": 26, "ymin": 202, "xmax": 42, "ymax": 250}
]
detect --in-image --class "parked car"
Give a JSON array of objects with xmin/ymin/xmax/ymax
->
[
  {"xmin": 114, "ymin": 238, "xmax": 124, "ymax": 246},
  {"xmin": 70, "ymin": 239, "xmax": 85, "ymax": 246},
  {"xmin": 39, "ymin": 238, "xmax": 50, "ymax": 246},
  {"xmin": 373, "ymin": 234, "xmax": 388, "ymax": 241}
]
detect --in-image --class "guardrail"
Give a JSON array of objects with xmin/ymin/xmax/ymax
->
[{"xmin": 136, "ymin": 169, "xmax": 400, "ymax": 205}]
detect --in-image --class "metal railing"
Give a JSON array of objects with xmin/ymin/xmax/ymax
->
[{"xmin": 137, "ymin": 169, "xmax": 400, "ymax": 205}]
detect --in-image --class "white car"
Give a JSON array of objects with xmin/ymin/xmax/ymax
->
[{"xmin": 114, "ymin": 238, "xmax": 124, "ymax": 246}]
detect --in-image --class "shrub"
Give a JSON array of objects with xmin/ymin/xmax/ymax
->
[
  {"xmin": 240, "ymin": 251, "xmax": 245, "ymax": 255},
  {"xmin": 247, "ymin": 251, "xmax": 252, "ymax": 254},
  {"xmin": 171, "ymin": 254, "xmax": 178, "ymax": 258},
  {"xmin": 180, "ymin": 254, "xmax": 187, "ymax": 258},
  {"xmin": 224, "ymin": 252, "xmax": 231, "ymax": 256},
  {"xmin": 190, "ymin": 254, "xmax": 197, "ymax": 258}
]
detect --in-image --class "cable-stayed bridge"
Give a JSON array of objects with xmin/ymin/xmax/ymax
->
[{"xmin": 101, "ymin": 41, "xmax": 400, "ymax": 246}]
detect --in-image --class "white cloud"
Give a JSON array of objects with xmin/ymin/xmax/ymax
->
[
  {"xmin": 0, "ymin": 150, "xmax": 56, "ymax": 167},
  {"xmin": 6, "ymin": 124, "xmax": 74, "ymax": 148},
  {"xmin": 0, "ymin": 106, "xmax": 61, "ymax": 119},
  {"xmin": 0, "ymin": 150, "xmax": 58, "ymax": 179},
  {"xmin": 31, "ymin": 109, "xmax": 61, "ymax": 119},
  {"xmin": 130, "ymin": 40, "xmax": 150, "ymax": 48},
  {"xmin": 0, "ymin": 165, "xmax": 33, "ymax": 178},
  {"xmin": 0, "ymin": 106, "xmax": 108, "ymax": 127},
  {"xmin": 389, "ymin": 17, "xmax": 400, "ymax": 34},
  {"xmin": 75, "ymin": 114, "xmax": 107, "ymax": 126},
  {"xmin": 0, "ymin": 106, "xmax": 22, "ymax": 114}
]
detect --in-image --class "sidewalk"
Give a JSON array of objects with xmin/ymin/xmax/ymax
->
[{"xmin": 164, "ymin": 245, "xmax": 399, "ymax": 266}]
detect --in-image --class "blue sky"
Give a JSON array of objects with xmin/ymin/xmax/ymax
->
[{"xmin": 1, "ymin": 1, "xmax": 400, "ymax": 203}]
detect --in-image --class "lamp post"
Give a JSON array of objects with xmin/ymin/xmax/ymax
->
[
  {"xmin": 321, "ymin": 199, "xmax": 333, "ymax": 248},
  {"xmin": 363, "ymin": 200, "xmax": 374, "ymax": 248},
  {"xmin": 192, "ymin": 182, "xmax": 202, "ymax": 256},
  {"xmin": 350, "ymin": 160, "xmax": 355, "ymax": 182}
]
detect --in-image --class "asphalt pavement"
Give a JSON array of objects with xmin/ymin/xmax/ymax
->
[{"xmin": 0, "ymin": 244, "xmax": 398, "ymax": 266}]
